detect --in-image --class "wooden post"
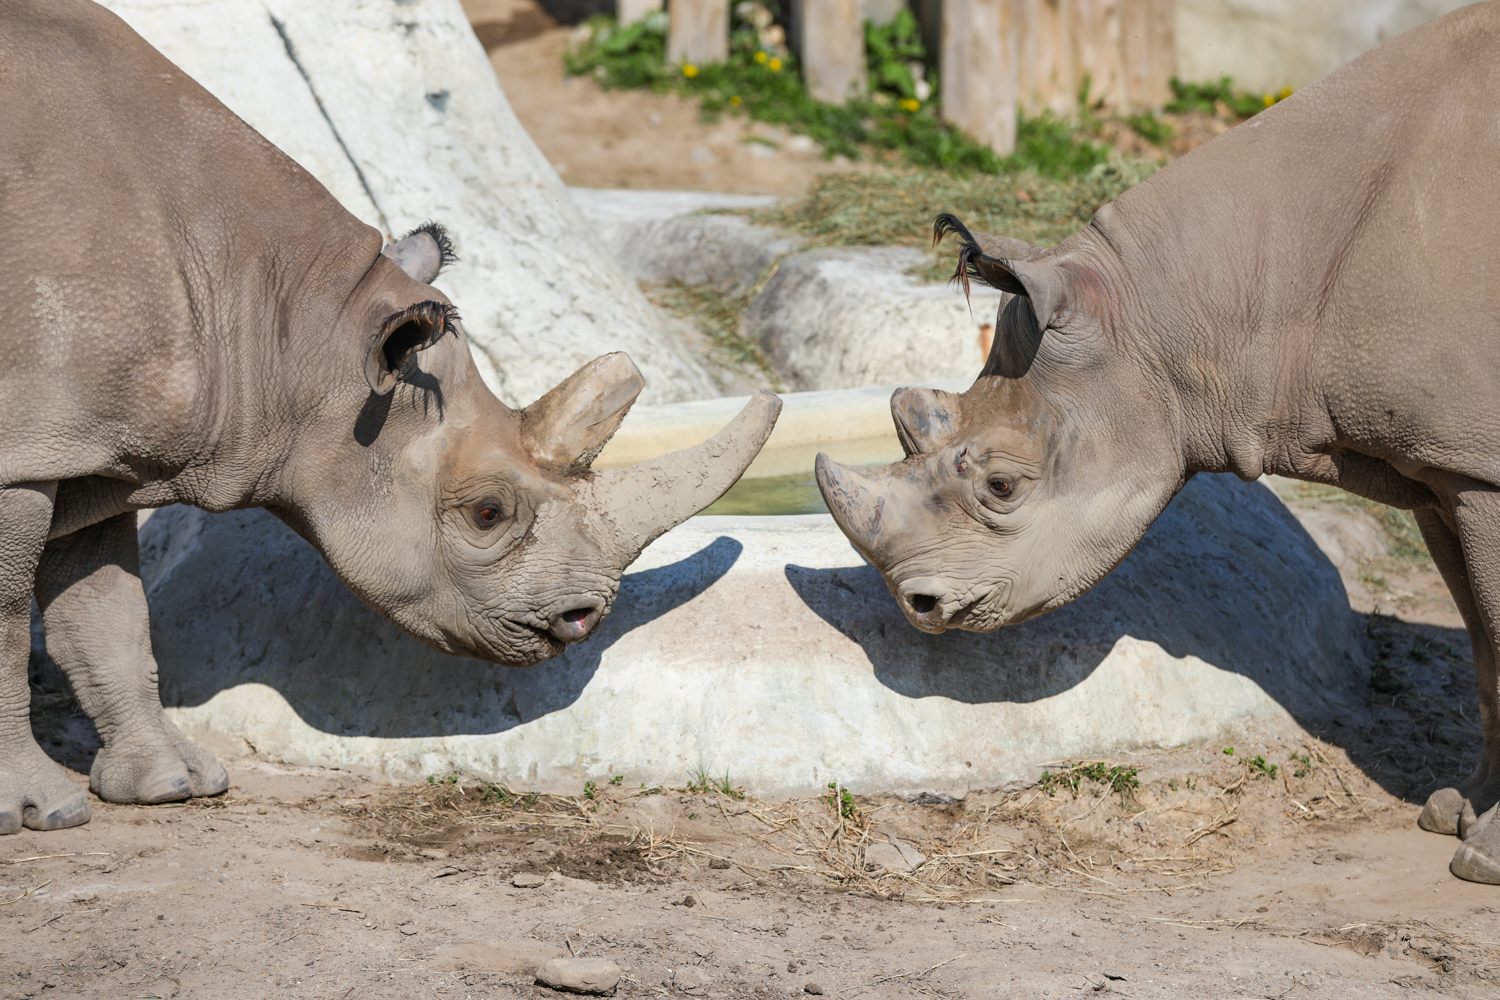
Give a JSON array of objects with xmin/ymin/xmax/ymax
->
[
  {"xmin": 618, "ymin": 0, "xmax": 664, "ymax": 27},
  {"xmin": 941, "ymin": 0, "xmax": 1017, "ymax": 156},
  {"xmin": 1014, "ymin": 0, "xmax": 1076, "ymax": 117},
  {"xmin": 667, "ymin": 0, "xmax": 728, "ymax": 66},
  {"xmin": 798, "ymin": 0, "xmax": 866, "ymax": 104},
  {"xmin": 1072, "ymin": 0, "xmax": 1123, "ymax": 110}
]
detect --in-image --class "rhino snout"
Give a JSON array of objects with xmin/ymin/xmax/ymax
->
[
  {"xmin": 896, "ymin": 578, "xmax": 969, "ymax": 633},
  {"xmin": 546, "ymin": 597, "xmax": 605, "ymax": 644}
]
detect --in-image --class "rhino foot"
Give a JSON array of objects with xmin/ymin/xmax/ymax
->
[
  {"xmin": 1419, "ymin": 786, "xmax": 1468, "ymax": 835},
  {"xmin": 0, "ymin": 750, "xmax": 91, "ymax": 834},
  {"xmin": 90, "ymin": 728, "xmax": 227, "ymax": 805},
  {"xmin": 1451, "ymin": 804, "xmax": 1500, "ymax": 884}
]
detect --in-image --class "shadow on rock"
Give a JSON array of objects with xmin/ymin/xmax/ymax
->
[
  {"xmin": 786, "ymin": 474, "xmax": 1370, "ymax": 724},
  {"xmin": 139, "ymin": 506, "xmax": 742, "ymax": 740}
]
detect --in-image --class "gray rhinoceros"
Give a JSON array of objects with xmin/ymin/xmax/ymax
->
[
  {"xmin": 0, "ymin": 0, "xmax": 779, "ymax": 834},
  {"xmin": 816, "ymin": 4, "xmax": 1500, "ymax": 882}
]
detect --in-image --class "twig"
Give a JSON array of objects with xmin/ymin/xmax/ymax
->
[
  {"xmin": 1, "ymin": 881, "xmax": 51, "ymax": 905},
  {"xmin": 840, "ymin": 954, "xmax": 967, "ymax": 994}
]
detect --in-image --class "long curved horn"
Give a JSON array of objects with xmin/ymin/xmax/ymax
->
[{"xmin": 595, "ymin": 390, "xmax": 782, "ymax": 559}]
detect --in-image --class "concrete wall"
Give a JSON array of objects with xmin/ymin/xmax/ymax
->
[{"xmin": 1176, "ymin": 0, "xmax": 1478, "ymax": 92}]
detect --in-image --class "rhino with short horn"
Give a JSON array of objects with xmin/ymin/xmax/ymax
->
[
  {"xmin": 0, "ymin": 0, "xmax": 779, "ymax": 833},
  {"xmin": 817, "ymin": 4, "xmax": 1500, "ymax": 883}
]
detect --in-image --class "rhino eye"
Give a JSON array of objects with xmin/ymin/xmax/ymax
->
[
  {"xmin": 472, "ymin": 500, "xmax": 504, "ymax": 529},
  {"xmin": 988, "ymin": 478, "xmax": 1013, "ymax": 499}
]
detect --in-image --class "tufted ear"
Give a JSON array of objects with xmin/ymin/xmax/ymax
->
[
  {"xmin": 934, "ymin": 214, "xmax": 1066, "ymax": 334},
  {"xmin": 365, "ymin": 300, "xmax": 456, "ymax": 396},
  {"xmin": 381, "ymin": 222, "xmax": 457, "ymax": 285}
]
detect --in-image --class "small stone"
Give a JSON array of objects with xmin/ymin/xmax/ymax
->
[
  {"xmin": 418, "ymin": 848, "xmax": 450, "ymax": 859},
  {"xmin": 512, "ymin": 872, "xmax": 546, "ymax": 888},
  {"xmin": 397, "ymin": 921, "xmax": 418, "ymax": 936},
  {"xmin": 708, "ymin": 857, "xmax": 731, "ymax": 869},
  {"xmin": 681, "ymin": 895, "xmax": 697, "ymax": 908},
  {"xmin": 805, "ymin": 984, "xmax": 824, "ymax": 996},
  {"xmin": 535, "ymin": 957, "xmax": 622, "ymax": 994}
]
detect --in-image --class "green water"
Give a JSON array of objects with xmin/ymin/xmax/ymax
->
[{"xmin": 700, "ymin": 471, "xmax": 829, "ymax": 516}]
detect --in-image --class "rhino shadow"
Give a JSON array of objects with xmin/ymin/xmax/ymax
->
[
  {"xmin": 144, "ymin": 507, "xmax": 742, "ymax": 741},
  {"xmin": 784, "ymin": 474, "xmax": 1374, "ymax": 723}
]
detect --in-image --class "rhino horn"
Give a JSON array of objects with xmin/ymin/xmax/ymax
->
[
  {"xmin": 891, "ymin": 386, "xmax": 961, "ymax": 457},
  {"xmin": 521, "ymin": 352, "xmax": 646, "ymax": 475},
  {"xmin": 814, "ymin": 454, "xmax": 891, "ymax": 558},
  {"xmin": 594, "ymin": 390, "xmax": 782, "ymax": 559}
]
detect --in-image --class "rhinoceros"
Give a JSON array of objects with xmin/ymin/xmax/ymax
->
[
  {"xmin": 0, "ymin": 0, "xmax": 779, "ymax": 834},
  {"xmin": 815, "ymin": 4, "xmax": 1500, "ymax": 882}
]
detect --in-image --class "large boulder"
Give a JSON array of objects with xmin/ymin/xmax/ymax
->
[
  {"xmin": 97, "ymin": 0, "xmax": 715, "ymax": 407},
  {"xmin": 144, "ymin": 473, "xmax": 1367, "ymax": 796}
]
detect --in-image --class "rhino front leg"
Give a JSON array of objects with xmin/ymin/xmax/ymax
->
[
  {"xmin": 35, "ymin": 513, "xmax": 227, "ymax": 805},
  {"xmin": 1414, "ymin": 506, "xmax": 1500, "ymax": 838},
  {"xmin": 0, "ymin": 482, "xmax": 91, "ymax": 834}
]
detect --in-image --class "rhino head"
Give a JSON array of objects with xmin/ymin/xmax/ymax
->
[
  {"xmin": 283, "ymin": 225, "xmax": 781, "ymax": 666},
  {"xmin": 814, "ymin": 215, "xmax": 1179, "ymax": 633}
]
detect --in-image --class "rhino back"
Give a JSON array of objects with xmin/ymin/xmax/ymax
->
[
  {"xmin": 0, "ymin": 0, "xmax": 380, "ymax": 499},
  {"xmin": 1095, "ymin": 2, "xmax": 1500, "ymax": 484}
]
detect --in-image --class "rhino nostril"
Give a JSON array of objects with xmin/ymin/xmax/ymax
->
[
  {"xmin": 561, "ymin": 607, "xmax": 591, "ymax": 624},
  {"xmin": 909, "ymin": 594, "xmax": 939, "ymax": 615}
]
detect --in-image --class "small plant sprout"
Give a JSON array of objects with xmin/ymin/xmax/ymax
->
[
  {"xmin": 609, "ymin": 775, "xmax": 624, "ymax": 786},
  {"xmin": 824, "ymin": 782, "xmax": 858, "ymax": 820},
  {"xmin": 687, "ymin": 766, "xmax": 746, "ymax": 799},
  {"xmin": 1291, "ymin": 754, "xmax": 1314, "ymax": 778},
  {"xmin": 583, "ymin": 781, "xmax": 598, "ymax": 800},
  {"xmin": 1037, "ymin": 762, "xmax": 1141, "ymax": 798},
  {"xmin": 1223, "ymin": 747, "xmax": 1236, "ymax": 756},
  {"xmin": 1247, "ymin": 755, "xmax": 1278, "ymax": 779}
]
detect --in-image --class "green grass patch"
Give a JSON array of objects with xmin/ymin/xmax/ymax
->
[
  {"xmin": 1038, "ymin": 761, "xmax": 1141, "ymax": 798},
  {"xmin": 565, "ymin": 11, "xmax": 1116, "ymax": 179},
  {"xmin": 1167, "ymin": 76, "xmax": 1292, "ymax": 119}
]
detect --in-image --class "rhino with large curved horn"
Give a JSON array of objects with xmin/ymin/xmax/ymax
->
[
  {"xmin": 0, "ymin": 0, "xmax": 779, "ymax": 834},
  {"xmin": 817, "ymin": 5, "xmax": 1500, "ymax": 884}
]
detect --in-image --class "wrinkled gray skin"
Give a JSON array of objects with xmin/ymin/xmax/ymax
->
[
  {"xmin": 817, "ymin": 3, "xmax": 1500, "ymax": 883},
  {"xmin": 0, "ymin": 0, "xmax": 780, "ymax": 834}
]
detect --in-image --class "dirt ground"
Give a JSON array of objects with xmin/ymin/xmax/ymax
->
[{"xmin": 6, "ymin": 546, "xmax": 1500, "ymax": 999}]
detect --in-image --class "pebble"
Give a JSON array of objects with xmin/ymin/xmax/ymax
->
[
  {"xmin": 535, "ymin": 957, "xmax": 622, "ymax": 995},
  {"xmin": 512, "ymin": 872, "xmax": 546, "ymax": 888},
  {"xmin": 805, "ymin": 984, "xmax": 824, "ymax": 996}
]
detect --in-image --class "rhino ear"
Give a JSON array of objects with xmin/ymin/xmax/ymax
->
[
  {"xmin": 934, "ymin": 214, "xmax": 1064, "ymax": 333},
  {"xmin": 891, "ymin": 386, "xmax": 962, "ymax": 457},
  {"xmin": 521, "ymin": 353, "xmax": 646, "ymax": 475},
  {"xmin": 365, "ymin": 301, "xmax": 456, "ymax": 396},
  {"xmin": 381, "ymin": 222, "xmax": 457, "ymax": 285}
]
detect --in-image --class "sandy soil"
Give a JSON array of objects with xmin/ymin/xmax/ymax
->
[{"xmin": 6, "ymin": 553, "xmax": 1500, "ymax": 999}]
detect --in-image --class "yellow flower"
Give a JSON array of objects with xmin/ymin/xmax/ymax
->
[
  {"xmin": 1262, "ymin": 93, "xmax": 1274, "ymax": 107},
  {"xmin": 768, "ymin": 57, "xmax": 782, "ymax": 71},
  {"xmin": 898, "ymin": 97, "xmax": 920, "ymax": 112},
  {"xmin": 1279, "ymin": 86, "xmax": 1293, "ymax": 100},
  {"xmin": 754, "ymin": 50, "xmax": 768, "ymax": 64},
  {"xmin": 683, "ymin": 64, "xmax": 698, "ymax": 78},
  {"xmin": 730, "ymin": 95, "xmax": 741, "ymax": 106}
]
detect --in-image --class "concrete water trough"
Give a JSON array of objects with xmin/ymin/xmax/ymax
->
[{"xmin": 141, "ymin": 384, "xmax": 1370, "ymax": 795}]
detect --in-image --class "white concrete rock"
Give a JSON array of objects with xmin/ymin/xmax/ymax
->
[
  {"xmin": 143, "ymin": 474, "xmax": 1366, "ymax": 797},
  {"xmin": 96, "ymin": 0, "xmax": 715, "ymax": 407},
  {"xmin": 1176, "ymin": 0, "xmax": 1478, "ymax": 93},
  {"xmin": 746, "ymin": 247, "xmax": 1004, "ymax": 391},
  {"xmin": 570, "ymin": 188, "xmax": 795, "ymax": 296}
]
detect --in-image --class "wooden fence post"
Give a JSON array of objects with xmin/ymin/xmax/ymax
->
[
  {"xmin": 798, "ymin": 0, "xmax": 866, "ymax": 104},
  {"xmin": 941, "ymin": 0, "xmax": 1018, "ymax": 156},
  {"xmin": 1013, "ymin": 0, "xmax": 1076, "ymax": 117},
  {"xmin": 667, "ymin": 0, "xmax": 728, "ymax": 66},
  {"xmin": 618, "ymin": 0, "xmax": 664, "ymax": 28}
]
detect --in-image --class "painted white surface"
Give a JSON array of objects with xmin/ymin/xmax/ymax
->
[
  {"xmin": 146, "ymin": 474, "xmax": 1367, "ymax": 796},
  {"xmin": 1176, "ymin": 0, "xmax": 1478, "ymax": 92},
  {"xmin": 97, "ymin": 0, "xmax": 716, "ymax": 407}
]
